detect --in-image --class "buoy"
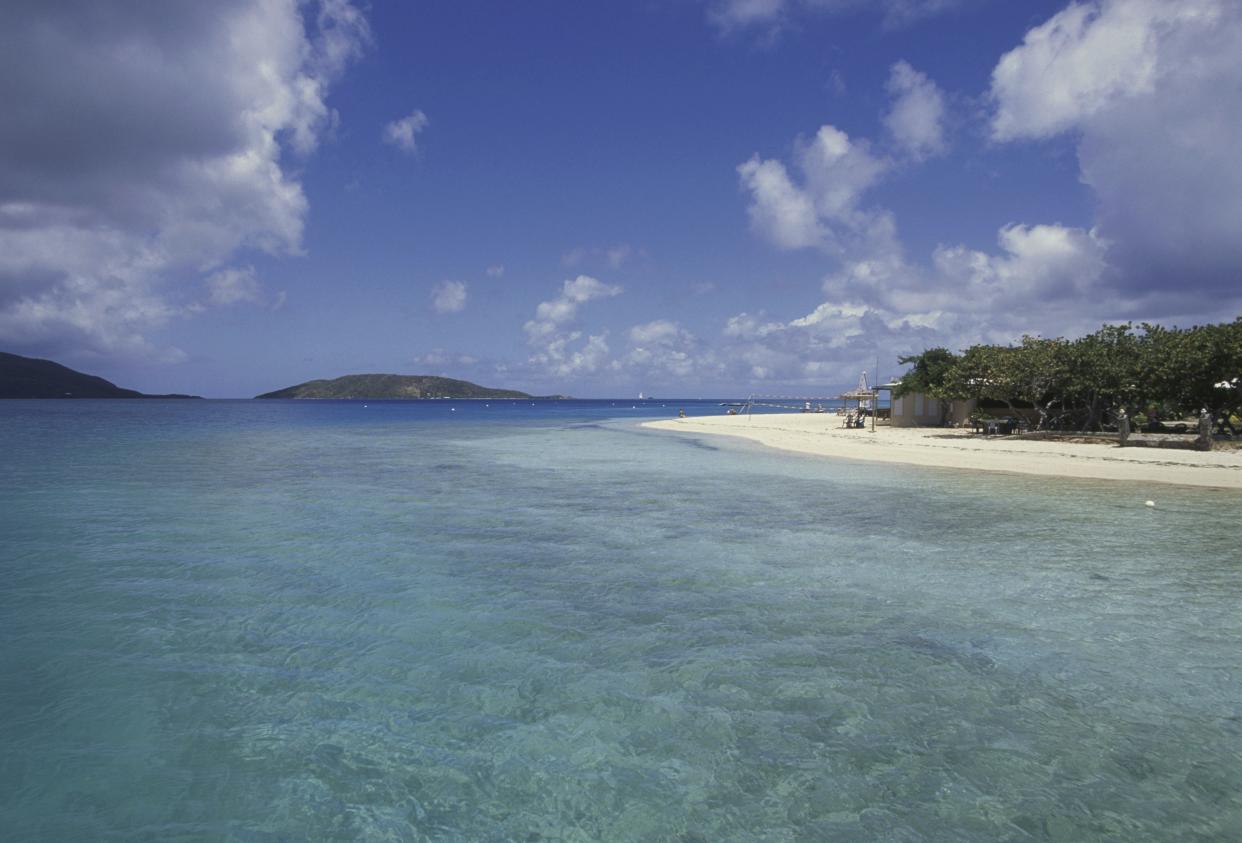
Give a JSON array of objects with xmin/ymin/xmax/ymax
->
[{"xmin": 1145, "ymin": 500, "xmax": 1155, "ymax": 507}]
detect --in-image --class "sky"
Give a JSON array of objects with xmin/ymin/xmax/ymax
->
[{"xmin": 2, "ymin": 0, "xmax": 1240, "ymax": 398}]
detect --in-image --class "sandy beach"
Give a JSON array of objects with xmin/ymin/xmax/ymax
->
[{"xmin": 644, "ymin": 413, "xmax": 1242, "ymax": 490}]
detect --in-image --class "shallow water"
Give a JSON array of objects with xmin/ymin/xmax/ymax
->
[{"xmin": 2, "ymin": 400, "xmax": 1240, "ymax": 840}]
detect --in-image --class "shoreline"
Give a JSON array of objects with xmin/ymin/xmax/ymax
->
[{"xmin": 642, "ymin": 413, "xmax": 1242, "ymax": 490}]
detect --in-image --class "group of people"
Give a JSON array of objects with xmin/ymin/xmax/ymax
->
[{"xmin": 841, "ymin": 409, "xmax": 868, "ymax": 429}]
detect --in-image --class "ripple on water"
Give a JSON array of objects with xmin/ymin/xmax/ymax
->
[{"xmin": 1, "ymin": 402, "xmax": 1240, "ymax": 840}]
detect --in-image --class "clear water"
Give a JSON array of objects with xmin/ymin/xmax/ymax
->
[{"xmin": 1, "ymin": 399, "xmax": 1239, "ymax": 841}]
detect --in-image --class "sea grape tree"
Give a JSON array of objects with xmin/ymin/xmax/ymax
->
[{"xmin": 896, "ymin": 317, "xmax": 1242, "ymax": 431}]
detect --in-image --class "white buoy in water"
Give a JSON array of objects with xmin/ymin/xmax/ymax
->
[{"xmin": 1145, "ymin": 500, "xmax": 1155, "ymax": 507}]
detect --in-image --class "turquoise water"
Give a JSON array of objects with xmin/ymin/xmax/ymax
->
[{"xmin": 2, "ymin": 400, "xmax": 1240, "ymax": 841}]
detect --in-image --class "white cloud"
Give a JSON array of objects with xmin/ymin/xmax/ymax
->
[
  {"xmin": 931, "ymin": 224, "xmax": 1109, "ymax": 308},
  {"xmin": 382, "ymin": 110, "xmax": 429, "ymax": 153},
  {"xmin": 530, "ymin": 331, "xmax": 613, "ymax": 378},
  {"xmin": 884, "ymin": 61, "xmax": 947, "ymax": 160},
  {"xmin": 523, "ymin": 276, "xmax": 622, "ymax": 378},
  {"xmin": 0, "ymin": 0, "xmax": 370, "ymax": 361},
  {"xmin": 628, "ymin": 320, "xmax": 682, "ymax": 346},
  {"xmin": 413, "ymin": 349, "xmax": 479, "ymax": 369},
  {"xmin": 431, "ymin": 280, "xmax": 468, "ymax": 314},
  {"xmin": 206, "ymin": 265, "xmax": 263, "ymax": 306},
  {"xmin": 722, "ymin": 0, "xmax": 1242, "ymax": 392},
  {"xmin": 737, "ymin": 156, "xmax": 824, "ymax": 250},
  {"xmin": 731, "ymin": 96, "xmax": 1129, "ymax": 388},
  {"xmin": 524, "ymin": 275, "xmax": 621, "ymax": 339},
  {"xmin": 707, "ymin": 0, "xmax": 969, "ymax": 37},
  {"xmin": 738, "ymin": 124, "xmax": 890, "ymax": 254},
  {"xmin": 485, "ymin": 264, "xmax": 505, "ymax": 278},
  {"xmin": 826, "ymin": 69, "xmax": 847, "ymax": 96},
  {"xmin": 724, "ymin": 312, "xmax": 785, "ymax": 339},
  {"xmin": 990, "ymin": 0, "xmax": 1242, "ymax": 304},
  {"xmin": 620, "ymin": 320, "xmax": 711, "ymax": 381},
  {"xmin": 991, "ymin": 1, "xmax": 1178, "ymax": 142},
  {"xmin": 562, "ymin": 243, "xmax": 638, "ymax": 269},
  {"xmin": 798, "ymin": 126, "xmax": 888, "ymax": 223},
  {"xmin": 718, "ymin": 219, "xmax": 1115, "ymax": 390}
]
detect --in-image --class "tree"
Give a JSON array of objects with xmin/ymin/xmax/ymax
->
[
  {"xmin": 901, "ymin": 317, "xmax": 1242, "ymax": 433},
  {"xmin": 894, "ymin": 348, "xmax": 959, "ymax": 397},
  {"xmin": 894, "ymin": 348, "xmax": 959, "ymax": 424}
]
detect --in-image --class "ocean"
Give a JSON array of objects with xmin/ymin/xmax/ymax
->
[{"xmin": 1, "ymin": 399, "xmax": 1239, "ymax": 841}]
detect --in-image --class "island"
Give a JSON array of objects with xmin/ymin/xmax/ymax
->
[
  {"xmin": 255, "ymin": 374, "xmax": 539, "ymax": 400},
  {"xmin": 0, "ymin": 351, "xmax": 200, "ymax": 399}
]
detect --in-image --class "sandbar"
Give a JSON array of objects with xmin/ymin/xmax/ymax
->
[{"xmin": 643, "ymin": 413, "xmax": 1242, "ymax": 490}]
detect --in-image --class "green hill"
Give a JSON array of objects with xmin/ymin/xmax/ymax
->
[
  {"xmin": 0, "ymin": 351, "xmax": 199, "ymax": 399},
  {"xmin": 255, "ymin": 374, "xmax": 534, "ymax": 400}
]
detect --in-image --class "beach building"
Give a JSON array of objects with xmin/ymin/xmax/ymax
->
[{"xmin": 885, "ymin": 384, "xmax": 974, "ymax": 428}]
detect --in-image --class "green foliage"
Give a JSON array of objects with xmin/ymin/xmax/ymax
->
[
  {"xmin": 255, "ymin": 373, "xmax": 533, "ymax": 400},
  {"xmin": 898, "ymin": 317, "xmax": 1242, "ymax": 431},
  {"xmin": 894, "ymin": 348, "xmax": 958, "ymax": 398},
  {"xmin": 0, "ymin": 351, "xmax": 199, "ymax": 399}
]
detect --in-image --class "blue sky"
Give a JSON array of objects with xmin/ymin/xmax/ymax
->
[{"xmin": 2, "ymin": 0, "xmax": 1238, "ymax": 397}]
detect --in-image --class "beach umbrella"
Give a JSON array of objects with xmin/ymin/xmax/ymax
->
[{"xmin": 837, "ymin": 372, "xmax": 880, "ymax": 430}]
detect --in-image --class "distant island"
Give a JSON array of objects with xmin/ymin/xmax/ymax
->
[
  {"xmin": 255, "ymin": 374, "xmax": 541, "ymax": 400},
  {"xmin": 0, "ymin": 351, "xmax": 199, "ymax": 399}
]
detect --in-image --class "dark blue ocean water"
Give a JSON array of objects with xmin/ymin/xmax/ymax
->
[{"xmin": 2, "ymin": 399, "xmax": 1240, "ymax": 841}]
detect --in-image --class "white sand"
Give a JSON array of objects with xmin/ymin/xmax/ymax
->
[{"xmin": 643, "ymin": 413, "xmax": 1242, "ymax": 490}]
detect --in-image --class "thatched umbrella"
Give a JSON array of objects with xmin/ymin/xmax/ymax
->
[{"xmin": 837, "ymin": 372, "xmax": 878, "ymax": 430}]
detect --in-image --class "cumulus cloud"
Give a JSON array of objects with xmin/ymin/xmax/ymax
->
[
  {"xmin": 991, "ymin": 1, "xmax": 1170, "ymax": 142},
  {"xmin": 523, "ymin": 275, "xmax": 622, "ymax": 342},
  {"xmin": 708, "ymin": 0, "xmax": 970, "ymax": 37},
  {"xmin": 717, "ymin": 215, "xmax": 1118, "ymax": 391},
  {"xmin": 738, "ymin": 124, "xmax": 890, "ymax": 254},
  {"xmin": 0, "ymin": 0, "xmax": 369, "ymax": 361},
  {"xmin": 723, "ymin": 0, "xmax": 1242, "ymax": 393},
  {"xmin": 716, "ymin": 298, "xmax": 947, "ymax": 388},
  {"xmin": 709, "ymin": 0, "xmax": 788, "ymax": 35},
  {"xmin": 736, "ymin": 157, "xmax": 824, "ymax": 250},
  {"xmin": 431, "ymin": 280, "xmax": 468, "ymax": 314},
  {"xmin": 413, "ymin": 349, "xmax": 479, "ymax": 369},
  {"xmin": 382, "ymin": 110, "xmax": 429, "ymax": 153},
  {"xmin": 562, "ymin": 243, "xmax": 638, "ymax": 270},
  {"xmin": 729, "ymin": 61, "xmax": 1135, "ymax": 388},
  {"xmin": 989, "ymin": 0, "xmax": 1242, "ymax": 305},
  {"xmin": 620, "ymin": 320, "xmax": 713, "ymax": 381},
  {"xmin": 522, "ymin": 276, "xmax": 622, "ymax": 379},
  {"xmin": 532, "ymin": 332, "xmax": 613, "ymax": 379},
  {"xmin": 931, "ymin": 224, "xmax": 1109, "ymax": 310},
  {"xmin": 206, "ymin": 266, "xmax": 263, "ymax": 306},
  {"xmin": 718, "ymin": 0, "xmax": 1242, "ymax": 393},
  {"xmin": 884, "ymin": 61, "xmax": 947, "ymax": 160}
]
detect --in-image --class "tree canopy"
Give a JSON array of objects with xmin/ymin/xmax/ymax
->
[{"xmin": 895, "ymin": 318, "xmax": 1242, "ymax": 431}]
